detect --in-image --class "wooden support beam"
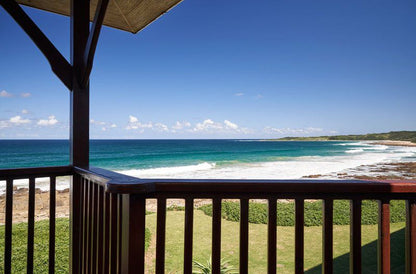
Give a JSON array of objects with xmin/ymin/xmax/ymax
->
[
  {"xmin": 0, "ymin": 0, "xmax": 73, "ymax": 90},
  {"xmin": 81, "ymin": 0, "xmax": 109, "ymax": 87},
  {"xmin": 69, "ymin": 0, "xmax": 90, "ymax": 273}
]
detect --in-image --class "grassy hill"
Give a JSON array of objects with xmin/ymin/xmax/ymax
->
[{"xmin": 274, "ymin": 131, "xmax": 416, "ymax": 143}]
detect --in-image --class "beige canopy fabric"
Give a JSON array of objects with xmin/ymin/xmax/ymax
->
[{"xmin": 16, "ymin": 0, "xmax": 182, "ymax": 33}]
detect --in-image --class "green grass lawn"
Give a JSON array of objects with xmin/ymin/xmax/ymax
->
[
  {"xmin": 146, "ymin": 210, "xmax": 406, "ymax": 274},
  {"xmin": 0, "ymin": 212, "xmax": 406, "ymax": 273},
  {"xmin": 0, "ymin": 218, "xmax": 70, "ymax": 273}
]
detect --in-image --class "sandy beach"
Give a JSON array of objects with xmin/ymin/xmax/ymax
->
[{"xmin": 371, "ymin": 140, "xmax": 416, "ymax": 147}]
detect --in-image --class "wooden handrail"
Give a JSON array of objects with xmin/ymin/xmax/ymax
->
[
  {"xmin": 73, "ymin": 167, "xmax": 416, "ymax": 198},
  {"xmin": 0, "ymin": 165, "xmax": 73, "ymax": 180},
  {"xmin": 3, "ymin": 166, "xmax": 415, "ymax": 273}
]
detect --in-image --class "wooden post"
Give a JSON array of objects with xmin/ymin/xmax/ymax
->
[
  {"xmin": 69, "ymin": 0, "xmax": 90, "ymax": 272},
  {"xmin": 120, "ymin": 194, "xmax": 146, "ymax": 274}
]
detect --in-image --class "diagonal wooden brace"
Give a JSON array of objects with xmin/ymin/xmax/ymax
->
[
  {"xmin": 80, "ymin": 0, "xmax": 109, "ymax": 88},
  {"xmin": 0, "ymin": 0, "xmax": 73, "ymax": 90}
]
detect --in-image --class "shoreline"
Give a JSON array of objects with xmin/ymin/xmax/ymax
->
[
  {"xmin": 2, "ymin": 160, "xmax": 415, "ymax": 224},
  {"xmin": 370, "ymin": 140, "xmax": 416, "ymax": 147}
]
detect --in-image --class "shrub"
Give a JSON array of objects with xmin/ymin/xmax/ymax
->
[{"xmin": 199, "ymin": 200, "xmax": 406, "ymax": 226}]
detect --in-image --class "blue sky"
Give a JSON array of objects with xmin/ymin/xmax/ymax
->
[{"xmin": 1, "ymin": 0, "xmax": 415, "ymax": 139}]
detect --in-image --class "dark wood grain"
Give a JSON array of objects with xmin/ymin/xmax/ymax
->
[
  {"xmin": 156, "ymin": 198, "xmax": 167, "ymax": 274},
  {"xmin": 110, "ymin": 193, "xmax": 118, "ymax": 274},
  {"xmin": 350, "ymin": 200, "xmax": 362, "ymax": 274},
  {"xmin": 49, "ymin": 176, "xmax": 56, "ymax": 274},
  {"xmin": 184, "ymin": 198, "xmax": 194, "ymax": 274},
  {"xmin": 103, "ymin": 192, "xmax": 110, "ymax": 273},
  {"xmin": 295, "ymin": 199, "xmax": 304, "ymax": 274},
  {"xmin": 322, "ymin": 199, "xmax": 333, "ymax": 274},
  {"xmin": 4, "ymin": 179, "xmax": 13, "ymax": 274},
  {"xmin": 240, "ymin": 198, "xmax": 249, "ymax": 274},
  {"xmin": 27, "ymin": 177, "xmax": 35, "ymax": 274},
  {"xmin": 406, "ymin": 200, "xmax": 416, "ymax": 274},
  {"xmin": 97, "ymin": 185, "xmax": 104, "ymax": 274},
  {"xmin": 120, "ymin": 194, "xmax": 146, "ymax": 274},
  {"xmin": 212, "ymin": 198, "xmax": 222, "ymax": 274},
  {"xmin": 268, "ymin": 198, "xmax": 277, "ymax": 274},
  {"xmin": 0, "ymin": 0, "xmax": 72, "ymax": 89},
  {"xmin": 378, "ymin": 200, "xmax": 390, "ymax": 274}
]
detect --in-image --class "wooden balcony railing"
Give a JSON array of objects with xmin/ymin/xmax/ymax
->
[
  {"xmin": 0, "ymin": 166, "xmax": 72, "ymax": 274},
  {"xmin": 1, "ymin": 166, "xmax": 416, "ymax": 273}
]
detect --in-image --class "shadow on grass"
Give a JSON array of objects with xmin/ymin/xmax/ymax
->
[{"xmin": 305, "ymin": 228, "xmax": 405, "ymax": 274}]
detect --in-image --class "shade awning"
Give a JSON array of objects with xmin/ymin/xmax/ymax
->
[{"xmin": 16, "ymin": 0, "xmax": 182, "ymax": 33}]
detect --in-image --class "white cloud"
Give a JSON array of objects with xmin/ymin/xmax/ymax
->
[
  {"xmin": 37, "ymin": 115, "xmax": 58, "ymax": 126},
  {"xmin": 255, "ymin": 94, "xmax": 263, "ymax": 99},
  {"xmin": 22, "ymin": 109, "xmax": 29, "ymax": 114},
  {"xmin": 129, "ymin": 115, "xmax": 138, "ymax": 123},
  {"xmin": 10, "ymin": 115, "xmax": 30, "ymax": 125},
  {"xmin": 234, "ymin": 92, "xmax": 244, "ymax": 96},
  {"xmin": 192, "ymin": 119, "xmax": 249, "ymax": 135},
  {"xmin": 126, "ymin": 115, "xmax": 153, "ymax": 130},
  {"xmin": 264, "ymin": 126, "xmax": 324, "ymax": 135},
  {"xmin": 90, "ymin": 119, "xmax": 106, "ymax": 125},
  {"xmin": 224, "ymin": 120, "xmax": 238, "ymax": 130},
  {"xmin": 172, "ymin": 121, "xmax": 191, "ymax": 130},
  {"xmin": 20, "ymin": 92, "xmax": 31, "ymax": 98},
  {"xmin": 110, "ymin": 123, "xmax": 117, "ymax": 128},
  {"xmin": 0, "ymin": 90, "xmax": 13, "ymax": 97},
  {"xmin": 155, "ymin": 123, "xmax": 169, "ymax": 132},
  {"xmin": 0, "ymin": 120, "xmax": 9, "ymax": 129}
]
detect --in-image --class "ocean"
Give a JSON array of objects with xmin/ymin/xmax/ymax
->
[{"xmin": 1, "ymin": 139, "xmax": 416, "ymax": 192}]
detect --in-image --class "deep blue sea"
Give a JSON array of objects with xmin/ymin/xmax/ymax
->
[{"xmin": 1, "ymin": 139, "xmax": 416, "ymax": 187}]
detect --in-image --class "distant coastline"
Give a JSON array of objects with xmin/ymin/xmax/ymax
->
[{"xmin": 267, "ymin": 131, "xmax": 416, "ymax": 145}]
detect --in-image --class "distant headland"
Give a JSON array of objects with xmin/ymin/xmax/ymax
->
[{"xmin": 269, "ymin": 131, "xmax": 416, "ymax": 145}]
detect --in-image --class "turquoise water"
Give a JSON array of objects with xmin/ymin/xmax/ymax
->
[
  {"xmin": 0, "ymin": 139, "xmax": 353, "ymax": 169},
  {"xmin": 1, "ymin": 139, "xmax": 415, "ymax": 181}
]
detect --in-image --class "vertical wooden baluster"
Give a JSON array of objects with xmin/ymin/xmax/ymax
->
[
  {"xmin": 378, "ymin": 200, "xmax": 390, "ymax": 274},
  {"xmin": 27, "ymin": 177, "xmax": 35, "ymax": 274},
  {"xmin": 104, "ymin": 192, "xmax": 110, "ymax": 273},
  {"xmin": 91, "ymin": 184, "xmax": 98, "ymax": 273},
  {"xmin": 97, "ymin": 185, "xmax": 104, "ymax": 274},
  {"xmin": 70, "ymin": 173, "xmax": 84, "ymax": 274},
  {"xmin": 120, "ymin": 194, "xmax": 146, "ymax": 274},
  {"xmin": 86, "ymin": 180, "xmax": 92, "ymax": 273},
  {"xmin": 4, "ymin": 179, "xmax": 13, "ymax": 274},
  {"xmin": 212, "ymin": 198, "xmax": 222, "ymax": 274},
  {"xmin": 406, "ymin": 200, "xmax": 416, "ymax": 274},
  {"xmin": 110, "ymin": 193, "xmax": 118, "ymax": 274},
  {"xmin": 156, "ymin": 198, "xmax": 167, "ymax": 274},
  {"xmin": 322, "ymin": 199, "xmax": 333, "ymax": 274},
  {"xmin": 49, "ymin": 176, "xmax": 56, "ymax": 274},
  {"xmin": 184, "ymin": 198, "xmax": 194, "ymax": 274},
  {"xmin": 295, "ymin": 199, "xmax": 304, "ymax": 274},
  {"xmin": 350, "ymin": 200, "xmax": 361, "ymax": 274},
  {"xmin": 268, "ymin": 198, "xmax": 277, "ymax": 274},
  {"xmin": 82, "ymin": 178, "xmax": 88, "ymax": 273},
  {"xmin": 118, "ymin": 194, "xmax": 123, "ymax": 273},
  {"xmin": 240, "ymin": 198, "xmax": 249, "ymax": 274}
]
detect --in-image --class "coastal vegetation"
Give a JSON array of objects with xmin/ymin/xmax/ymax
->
[
  {"xmin": 198, "ymin": 200, "xmax": 406, "ymax": 226},
  {"xmin": 273, "ymin": 131, "xmax": 416, "ymax": 143}
]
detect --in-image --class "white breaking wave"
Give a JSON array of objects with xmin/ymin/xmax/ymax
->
[
  {"xmin": 118, "ymin": 144, "xmax": 416, "ymax": 180},
  {"xmin": 1, "ymin": 142, "xmax": 415, "ymax": 194},
  {"xmin": 120, "ymin": 162, "xmax": 216, "ymax": 177},
  {"xmin": 346, "ymin": 149, "xmax": 364, "ymax": 153}
]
